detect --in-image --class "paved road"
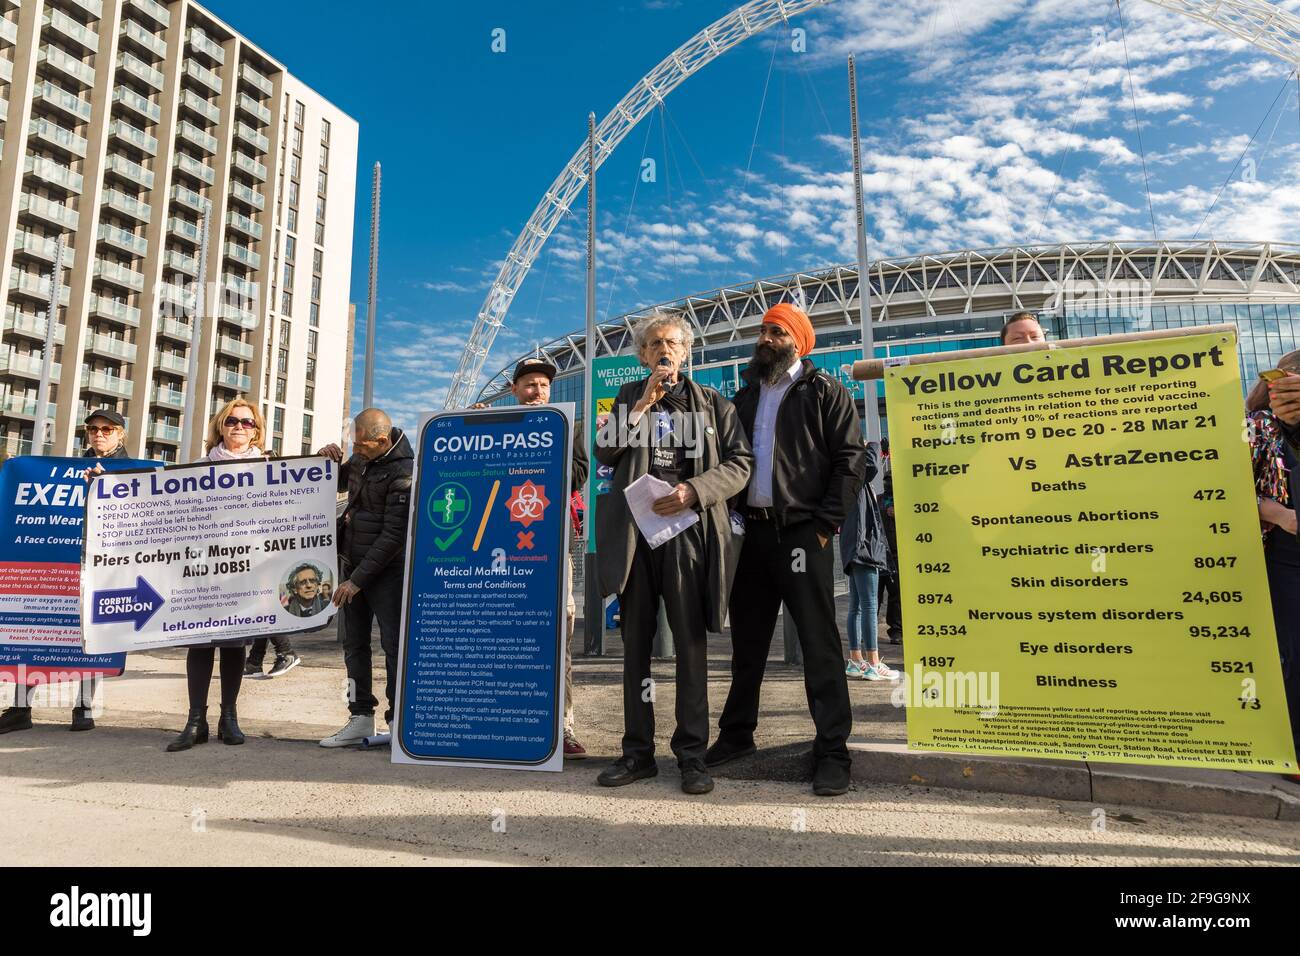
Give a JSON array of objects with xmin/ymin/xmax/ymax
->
[{"xmin": 3, "ymin": 650, "xmax": 1297, "ymax": 866}]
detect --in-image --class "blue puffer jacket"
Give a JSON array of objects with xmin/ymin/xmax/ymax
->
[{"xmin": 839, "ymin": 441, "xmax": 888, "ymax": 572}]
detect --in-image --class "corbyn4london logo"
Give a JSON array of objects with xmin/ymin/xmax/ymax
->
[{"xmin": 50, "ymin": 886, "xmax": 151, "ymax": 936}]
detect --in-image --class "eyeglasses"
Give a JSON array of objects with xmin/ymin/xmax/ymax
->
[
  {"xmin": 294, "ymin": 578, "xmax": 320, "ymax": 587},
  {"xmin": 224, "ymin": 416, "xmax": 256, "ymax": 429},
  {"xmin": 85, "ymin": 425, "xmax": 119, "ymax": 435},
  {"xmin": 647, "ymin": 337, "xmax": 683, "ymax": 349}
]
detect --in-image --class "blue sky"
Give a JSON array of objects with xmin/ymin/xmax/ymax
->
[{"xmin": 204, "ymin": 0, "xmax": 1300, "ymax": 429}]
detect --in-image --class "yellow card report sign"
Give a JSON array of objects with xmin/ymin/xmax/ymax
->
[{"xmin": 884, "ymin": 330, "xmax": 1296, "ymax": 771}]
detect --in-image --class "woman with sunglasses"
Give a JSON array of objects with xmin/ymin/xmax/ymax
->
[
  {"xmin": 167, "ymin": 399, "xmax": 268, "ymax": 752},
  {"xmin": 1247, "ymin": 351, "xmax": 1300, "ymax": 774}
]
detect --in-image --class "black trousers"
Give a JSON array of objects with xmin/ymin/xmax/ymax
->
[
  {"xmin": 247, "ymin": 633, "xmax": 294, "ymax": 668},
  {"xmin": 342, "ymin": 570, "xmax": 403, "ymax": 723},
  {"xmin": 718, "ymin": 519, "xmax": 852, "ymax": 767},
  {"xmin": 619, "ymin": 523, "xmax": 710, "ymax": 766},
  {"xmin": 1265, "ymin": 531, "xmax": 1300, "ymax": 751},
  {"xmin": 877, "ymin": 567, "xmax": 902, "ymax": 639}
]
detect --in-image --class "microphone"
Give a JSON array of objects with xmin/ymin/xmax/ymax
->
[{"xmin": 658, "ymin": 356, "xmax": 676, "ymax": 385}]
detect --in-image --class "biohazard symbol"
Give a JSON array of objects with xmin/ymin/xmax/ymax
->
[{"xmin": 504, "ymin": 479, "xmax": 549, "ymax": 528}]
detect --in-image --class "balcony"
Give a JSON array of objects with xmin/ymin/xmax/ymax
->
[
  {"xmin": 156, "ymin": 280, "xmax": 189, "ymax": 309},
  {"xmin": 171, "ymin": 183, "xmax": 207, "ymax": 214},
  {"xmin": 183, "ymin": 57, "xmax": 221, "ymax": 94},
  {"xmin": 0, "ymin": 395, "xmax": 58, "ymax": 421},
  {"xmin": 224, "ymin": 274, "xmax": 257, "ymax": 299},
  {"xmin": 37, "ymin": 44, "xmax": 95, "ymax": 88},
  {"xmin": 157, "ymin": 318, "xmax": 192, "ymax": 343},
  {"xmin": 125, "ymin": 0, "xmax": 168, "ymax": 28},
  {"xmin": 215, "ymin": 367, "xmax": 252, "ymax": 391},
  {"xmin": 34, "ymin": 80, "xmax": 93, "ymax": 122},
  {"xmin": 187, "ymin": 27, "xmax": 224, "ymax": 64},
  {"xmin": 81, "ymin": 369, "xmax": 134, "ymax": 398},
  {"xmin": 181, "ymin": 89, "xmax": 221, "ymax": 125},
  {"xmin": 18, "ymin": 193, "xmax": 79, "ymax": 231},
  {"xmin": 235, "ymin": 121, "xmax": 268, "ymax": 153},
  {"xmin": 174, "ymin": 152, "xmax": 215, "ymax": 186},
  {"xmin": 4, "ymin": 307, "xmax": 66, "ymax": 344},
  {"xmin": 102, "ymin": 188, "xmax": 151, "ymax": 224},
  {"xmin": 12, "ymin": 231, "xmax": 75, "ymax": 264},
  {"xmin": 117, "ymin": 51, "xmax": 164, "ymax": 92},
  {"xmin": 168, "ymin": 216, "xmax": 200, "ymax": 243},
  {"xmin": 178, "ymin": 120, "xmax": 218, "ymax": 154},
  {"xmin": 119, "ymin": 18, "xmax": 167, "ymax": 61},
  {"xmin": 28, "ymin": 117, "xmax": 88, "ymax": 158},
  {"xmin": 218, "ymin": 335, "xmax": 254, "ymax": 360},
  {"xmin": 238, "ymin": 63, "xmax": 273, "ymax": 98},
  {"xmin": 89, "ymin": 295, "xmax": 141, "ymax": 326},
  {"xmin": 148, "ymin": 421, "xmax": 182, "ymax": 443},
  {"xmin": 165, "ymin": 249, "xmax": 198, "ymax": 276},
  {"xmin": 231, "ymin": 151, "xmax": 266, "ymax": 182},
  {"xmin": 42, "ymin": 9, "xmax": 98, "ymax": 52},
  {"xmin": 228, "ymin": 180, "xmax": 264, "ymax": 212},
  {"xmin": 96, "ymin": 222, "xmax": 147, "ymax": 264},
  {"xmin": 157, "ymin": 352, "xmax": 189, "ymax": 374},
  {"xmin": 0, "ymin": 16, "xmax": 17, "ymax": 46},
  {"xmin": 88, "ymin": 333, "xmax": 137, "ymax": 363},
  {"xmin": 223, "ymin": 242, "xmax": 260, "ymax": 270},
  {"xmin": 152, "ymin": 384, "xmax": 185, "ymax": 407},
  {"xmin": 104, "ymin": 152, "xmax": 155, "ymax": 190},
  {"xmin": 222, "ymin": 302, "xmax": 259, "ymax": 329},
  {"xmin": 226, "ymin": 210, "xmax": 262, "ymax": 241},
  {"xmin": 0, "ymin": 348, "xmax": 60, "ymax": 382},
  {"xmin": 0, "ymin": 55, "xmax": 11, "ymax": 84},
  {"xmin": 94, "ymin": 259, "xmax": 145, "ymax": 293},
  {"xmin": 0, "ymin": 95, "xmax": 6, "ymax": 122},
  {"xmin": 24, "ymin": 155, "xmax": 83, "ymax": 194},
  {"xmin": 237, "ymin": 92, "xmax": 271, "ymax": 126},
  {"xmin": 8, "ymin": 268, "xmax": 72, "ymax": 306},
  {"xmin": 67, "ymin": 0, "xmax": 105, "ymax": 18},
  {"xmin": 113, "ymin": 85, "xmax": 161, "ymax": 124},
  {"xmin": 109, "ymin": 118, "xmax": 157, "ymax": 156}
]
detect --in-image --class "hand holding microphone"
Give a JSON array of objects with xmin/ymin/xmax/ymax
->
[{"xmin": 635, "ymin": 356, "xmax": 676, "ymax": 414}]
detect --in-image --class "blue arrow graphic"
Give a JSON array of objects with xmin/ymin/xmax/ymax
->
[{"xmin": 91, "ymin": 576, "xmax": 165, "ymax": 631}]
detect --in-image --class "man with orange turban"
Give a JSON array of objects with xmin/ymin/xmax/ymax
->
[{"xmin": 705, "ymin": 302, "xmax": 866, "ymax": 797}]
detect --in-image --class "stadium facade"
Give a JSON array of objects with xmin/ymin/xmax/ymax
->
[{"xmin": 478, "ymin": 240, "xmax": 1300, "ymax": 431}]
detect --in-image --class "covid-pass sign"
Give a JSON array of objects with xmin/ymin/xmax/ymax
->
[{"xmin": 392, "ymin": 404, "xmax": 573, "ymax": 771}]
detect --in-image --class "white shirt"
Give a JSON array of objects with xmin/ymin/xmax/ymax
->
[{"xmin": 747, "ymin": 358, "xmax": 802, "ymax": 507}]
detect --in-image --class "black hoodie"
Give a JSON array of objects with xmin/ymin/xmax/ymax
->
[{"xmin": 337, "ymin": 428, "xmax": 414, "ymax": 589}]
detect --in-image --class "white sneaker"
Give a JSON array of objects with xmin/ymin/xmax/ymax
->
[
  {"xmin": 319, "ymin": 714, "xmax": 375, "ymax": 748},
  {"xmin": 869, "ymin": 660, "xmax": 900, "ymax": 681}
]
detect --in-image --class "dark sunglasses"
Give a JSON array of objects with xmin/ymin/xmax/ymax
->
[
  {"xmin": 224, "ymin": 416, "xmax": 256, "ymax": 429},
  {"xmin": 85, "ymin": 425, "xmax": 119, "ymax": 435}
]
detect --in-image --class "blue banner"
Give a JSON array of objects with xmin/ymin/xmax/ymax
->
[
  {"xmin": 394, "ymin": 406, "xmax": 571, "ymax": 770},
  {"xmin": 0, "ymin": 456, "xmax": 155, "ymax": 677}
]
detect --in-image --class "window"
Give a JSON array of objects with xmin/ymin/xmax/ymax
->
[
  {"xmin": 275, "ymin": 377, "xmax": 286, "ymax": 402},
  {"xmin": 309, "ymin": 302, "xmax": 319, "ymax": 326},
  {"xmin": 302, "ymin": 413, "xmax": 312, "ymax": 441},
  {"xmin": 293, "ymin": 101, "xmax": 304, "ymax": 126},
  {"xmin": 278, "ymin": 348, "xmax": 289, "ymax": 373},
  {"xmin": 319, "ymin": 145, "xmax": 329, "ymax": 170},
  {"xmin": 311, "ymin": 276, "xmax": 320, "ymax": 301},
  {"xmin": 291, "ymin": 127, "xmax": 302, "ymax": 152},
  {"xmin": 312, "ymin": 248, "xmax": 322, "ymax": 273},
  {"xmin": 317, "ymin": 171, "xmax": 327, "ymax": 196},
  {"xmin": 279, "ymin": 321, "xmax": 291, "ymax": 346},
  {"xmin": 282, "ymin": 263, "xmax": 294, "ymax": 287},
  {"xmin": 305, "ymin": 356, "xmax": 316, "ymax": 380},
  {"xmin": 308, "ymin": 330, "xmax": 317, "ymax": 354},
  {"xmin": 280, "ymin": 290, "xmax": 291, "ymax": 315},
  {"xmin": 286, "ymin": 207, "xmax": 297, "ymax": 233},
  {"xmin": 315, "ymin": 197, "xmax": 325, "ymax": 221},
  {"xmin": 314, "ymin": 222, "xmax": 324, "ymax": 244},
  {"xmin": 321, "ymin": 119, "xmax": 330, "ymax": 144},
  {"xmin": 304, "ymin": 384, "xmax": 315, "ymax": 408},
  {"xmin": 288, "ymin": 180, "xmax": 299, "ymax": 206},
  {"xmin": 290, "ymin": 153, "xmax": 300, "ymax": 178},
  {"xmin": 285, "ymin": 236, "xmax": 296, "ymax": 263}
]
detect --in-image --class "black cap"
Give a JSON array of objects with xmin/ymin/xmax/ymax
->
[
  {"xmin": 513, "ymin": 358, "xmax": 557, "ymax": 383},
  {"xmin": 84, "ymin": 408, "xmax": 125, "ymax": 428}
]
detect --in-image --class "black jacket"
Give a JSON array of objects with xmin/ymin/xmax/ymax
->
[
  {"xmin": 572, "ymin": 420, "xmax": 589, "ymax": 492},
  {"xmin": 83, "ymin": 445, "xmax": 130, "ymax": 459},
  {"xmin": 337, "ymin": 428, "xmax": 414, "ymax": 589},
  {"xmin": 732, "ymin": 358, "xmax": 866, "ymax": 536},
  {"xmin": 839, "ymin": 442, "xmax": 888, "ymax": 571}
]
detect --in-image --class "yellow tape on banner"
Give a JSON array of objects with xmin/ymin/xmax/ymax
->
[{"xmin": 884, "ymin": 331, "xmax": 1297, "ymax": 771}]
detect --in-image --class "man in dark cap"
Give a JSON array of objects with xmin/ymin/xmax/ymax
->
[{"xmin": 474, "ymin": 357, "xmax": 590, "ymax": 758}]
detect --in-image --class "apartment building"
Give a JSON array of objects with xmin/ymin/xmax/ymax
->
[{"xmin": 0, "ymin": 0, "xmax": 357, "ymax": 461}]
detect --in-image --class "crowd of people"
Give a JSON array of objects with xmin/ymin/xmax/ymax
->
[{"xmin": 0, "ymin": 305, "xmax": 1295, "ymax": 791}]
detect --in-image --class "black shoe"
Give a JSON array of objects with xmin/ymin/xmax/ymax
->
[
  {"xmin": 887, "ymin": 633, "xmax": 903, "ymax": 645},
  {"xmin": 217, "ymin": 705, "xmax": 245, "ymax": 745},
  {"xmin": 0, "ymin": 706, "xmax": 33, "ymax": 734},
  {"xmin": 812, "ymin": 759, "xmax": 851, "ymax": 796},
  {"xmin": 69, "ymin": 706, "xmax": 95, "ymax": 732},
  {"xmin": 242, "ymin": 661, "xmax": 262, "ymax": 678},
  {"xmin": 167, "ymin": 709, "xmax": 209, "ymax": 752},
  {"xmin": 267, "ymin": 653, "xmax": 301, "ymax": 678},
  {"xmin": 703, "ymin": 738, "xmax": 756, "ymax": 768},
  {"xmin": 596, "ymin": 756, "xmax": 658, "ymax": 787},
  {"xmin": 680, "ymin": 761, "xmax": 714, "ymax": 795}
]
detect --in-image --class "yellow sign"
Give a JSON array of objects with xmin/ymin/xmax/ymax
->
[{"xmin": 884, "ymin": 331, "xmax": 1296, "ymax": 771}]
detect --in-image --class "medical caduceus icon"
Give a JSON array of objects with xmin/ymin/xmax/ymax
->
[{"xmin": 504, "ymin": 479, "xmax": 549, "ymax": 528}]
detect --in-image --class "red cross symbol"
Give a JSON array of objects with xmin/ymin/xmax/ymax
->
[{"xmin": 516, "ymin": 531, "xmax": 535, "ymax": 550}]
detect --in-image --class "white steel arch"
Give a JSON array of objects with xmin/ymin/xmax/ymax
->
[{"xmin": 444, "ymin": 0, "xmax": 1300, "ymax": 408}]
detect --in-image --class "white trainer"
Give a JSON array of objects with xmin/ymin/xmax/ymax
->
[{"xmin": 319, "ymin": 714, "xmax": 375, "ymax": 748}]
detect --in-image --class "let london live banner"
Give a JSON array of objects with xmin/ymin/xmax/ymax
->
[
  {"xmin": 0, "ymin": 456, "xmax": 154, "ymax": 679},
  {"xmin": 884, "ymin": 330, "xmax": 1296, "ymax": 772},
  {"xmin": 394, "ymin": 405, "xmax": 571, "ymax": 771},
  {"xmin": 81, "ymin": 457, "xmax": 339, "ymax": 654}
]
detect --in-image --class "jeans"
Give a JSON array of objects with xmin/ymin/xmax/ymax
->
[
  {"xmin": 846, "ymin": 564, "xmax": 880, "ymax": 654},
  {"xmin": 341, "ymin": 570, "xmax": 404, "ymax": 724}
]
